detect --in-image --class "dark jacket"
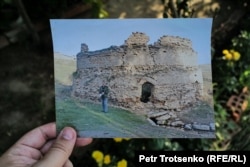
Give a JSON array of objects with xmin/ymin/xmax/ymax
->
[{"xmin": 99, "ymin": 85, "xmax": 109, "ymax": 98}]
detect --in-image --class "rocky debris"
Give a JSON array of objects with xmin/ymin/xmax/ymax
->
[
  {"xmin": 168, "ymin": 112, "xmax": 177, "ymax": 118},
  {"xmin": 147, "ymin": 111, "xmax": 168, "ymax": 117},
  {"xmin": 157, "ymin": 120, "xmax": 166, "ymax": 125},
  {"xmin": 147, "ymin": 110, "xmax": 215, "ymax": 132},
  {"xmin": 170, "ymin": 121, "xmax": 184, "ymax": 127},
  {"xmin": 184, "ymin": 124, "xmax": 192, "ymax": 130},
  {"xmin": 156, "ymin": 114, "xmax": 171, "ymax": 121},
  {"xmin": 192, "ymin": 123, "xmax": 210, "ymax": 131}
]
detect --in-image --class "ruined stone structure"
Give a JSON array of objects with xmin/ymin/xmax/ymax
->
[{"xmin": 72, "ymin": 32, "xmax": 203, "ymax": 118}]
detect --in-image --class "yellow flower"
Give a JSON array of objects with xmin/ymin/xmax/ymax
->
[
  {"xmin": 222, "ymin": 49, "xmax": 241, "ymax": 61},
  {"xmin": 123, "ymin": 138, "xmax": 130, "ymax": 141},
  {"xmin": 114, "ymin": 138, "xmax": 123, "ymax": 142},
  {"xmin": 223, "ymin": 53, "xmax": 232, "ymax": 60},
  {"xmin": 104, "ymin": 154, "xmax": 111, "ymax": 165},
  {"xmin": 117, "ymin": 159, "xmax": 127, "ymax": 167},
  {"xmin": 222, "ymin": 49, "xmax": 229, "ymax": 55},
  {"xmin": 232, "ymin": 51, "xmax": 241, "ymax": 61},
  {"xmin": 92, "ymin": 150, "xmax": 104, "ymax": 163}
]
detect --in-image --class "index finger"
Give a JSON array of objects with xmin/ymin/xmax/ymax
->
[{"xmin": 15, "ymin": 122, "xmax": 57, "ymax": 149}]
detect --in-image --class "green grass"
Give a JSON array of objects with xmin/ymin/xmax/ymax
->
[
  {"xmin": 56, "ymin": 96, "xmax": 150, "ymax": 138},
  {"xmin": 56, "ymin": 93, "xmax": 215, "ymax": 138}
]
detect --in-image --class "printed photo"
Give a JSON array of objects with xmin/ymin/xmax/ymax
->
[{"xmin": 50, "ymin": 18, "xmax": 215, "ymax": 138}]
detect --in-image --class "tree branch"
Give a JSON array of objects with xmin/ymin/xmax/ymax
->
[{"xmin": 13, "ymin": 0, "xmax": 40, "ymax": 43}]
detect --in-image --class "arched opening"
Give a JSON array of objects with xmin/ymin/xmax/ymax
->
[{"xmin": 140, "ymin": 82, "xmax": 154, "ymax": 103}]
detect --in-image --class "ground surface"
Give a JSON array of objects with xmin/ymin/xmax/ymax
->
[{"xmin": 56, "ymin": 82, "xmax": 214, "ymax": 138}]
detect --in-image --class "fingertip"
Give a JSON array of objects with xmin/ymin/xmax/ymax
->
[
  {"xmin": 33, "ymin": 127, "xmax": 77, "ymax": 167},
  {"xmin": 60, "ymin": 127, "xmax": 77, "ymax": 141}
]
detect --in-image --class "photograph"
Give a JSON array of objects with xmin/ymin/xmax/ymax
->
[
  {"xmin": 1, "ymin": 1, "xmax": 250, "ymax": 166},
  {"xmin": 50, "ymin": 18, "xmax": 214, "ymax": 138}
]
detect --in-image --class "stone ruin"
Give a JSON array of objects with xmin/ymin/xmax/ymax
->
[{"xmin": 72, "ymin": 32, "xmax": 204, "ymax": 127}]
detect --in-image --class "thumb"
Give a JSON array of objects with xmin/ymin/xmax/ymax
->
[{"xmin": 33, "ymin": 127, "xmax": 77, "ymax": 167}]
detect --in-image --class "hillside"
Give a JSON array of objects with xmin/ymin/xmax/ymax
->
[{"xmin": 54, "ymin": 52, "xmax": 76, "ymax": 85}]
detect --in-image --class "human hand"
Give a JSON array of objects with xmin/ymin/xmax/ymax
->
[
  {"xmin": 0, "ymin": 122, "xmax": 92, "ymax": 167},
  {"xmin": 99, "ymin": 93, "xmax": 103, "ymax": 97}
]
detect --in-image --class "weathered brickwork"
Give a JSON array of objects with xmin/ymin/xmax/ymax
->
[{"xmin": 72, "ymin": 32, "xmax": 203, "ymax": 117}]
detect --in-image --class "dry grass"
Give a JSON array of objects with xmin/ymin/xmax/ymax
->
[
  {"xmin": 200, "ymin": 64, "xmax": 213, "ymax": 107},
  {"xmin": 54, "ymin": 52, "xmax": 76, "ymax": 85}
]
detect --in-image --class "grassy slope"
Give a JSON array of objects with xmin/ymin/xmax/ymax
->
[
  {"xmin": 56, "ymin": 92, "xmax": 215, "ymax": 138},
  {"xmin": 54, "ymin": 52, "xmax": 76, "ymax": 85}
]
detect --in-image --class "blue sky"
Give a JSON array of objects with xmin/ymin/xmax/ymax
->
[{"xmin": 50, "ymin": 18, "xmax": 212, "ymax": 64}]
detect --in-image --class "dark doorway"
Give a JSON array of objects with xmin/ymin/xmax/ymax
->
[{"xmin": 140, "ymin": 82, "xmax": 154, "ymax": 103}]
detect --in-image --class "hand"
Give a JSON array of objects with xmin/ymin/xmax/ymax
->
[
  {"xmin": 99, "ymin": 93, "xmax": 104, "ymax": 97},
  {"xmin": 0, "ymin": 122, "xmax": 92, "ymax": 167}
]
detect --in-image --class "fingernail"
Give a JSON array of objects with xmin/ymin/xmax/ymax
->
[{"xmin": 61, "ymin": 128, "xmax": 74, "ymax": 140}]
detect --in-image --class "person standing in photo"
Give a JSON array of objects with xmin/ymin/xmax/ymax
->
[{"xmin": 99, "ymin": 82, "xmax": 109, "ymax": 113}]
